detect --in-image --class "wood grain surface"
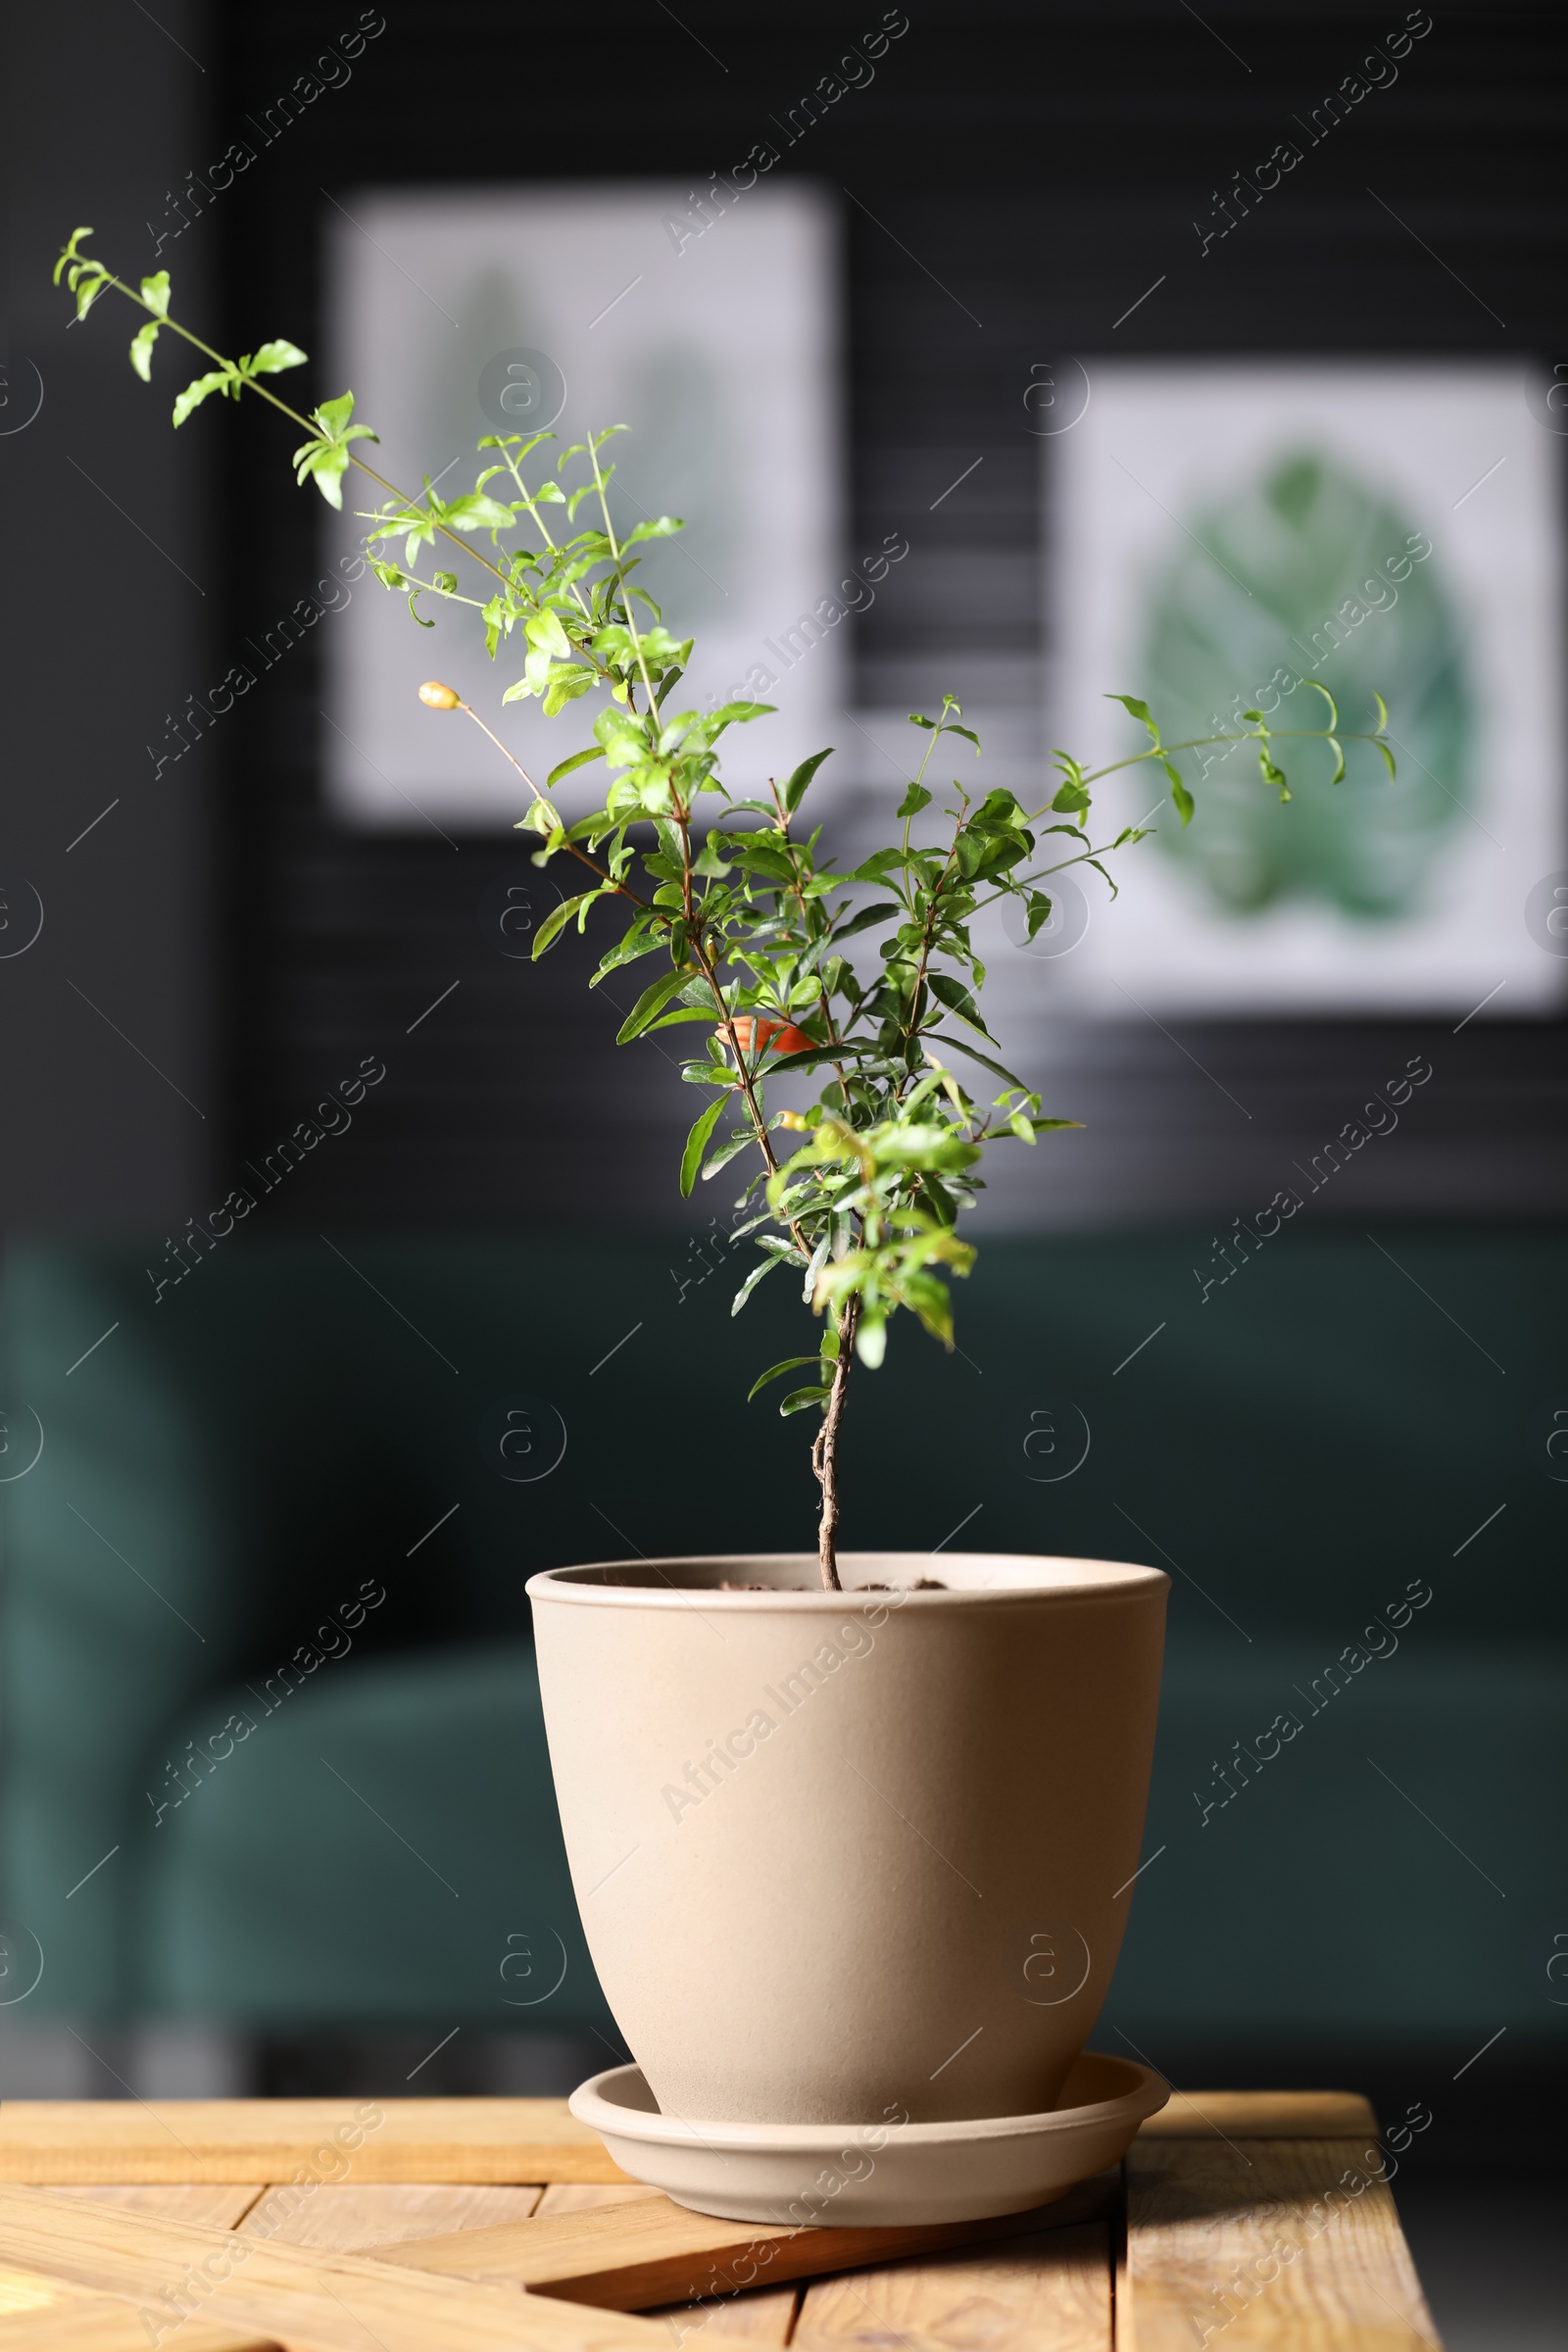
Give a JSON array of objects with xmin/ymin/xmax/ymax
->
[
  {"xmin": 1125, "ymin": 2136, "xmax": 1443, "ymax": 2350},
  {"xmin": 238, "ymin": 2181, "xmax": 544, "ymax": 2247},
  {"xmin": 0, "ymin": 2098, "xmax": 1442, "ymax": 2352},
  {"xmin": 365, "ymin": 2177, "xmax": 1118, "ymax": 2309},
  {"xmin": 0, "ymin": 2185, "xmax": 662, "ymax": 2352},
  {"xmin": 0, "ymin": 2101, "xmax": 628, "ymax": 2184},
  {"xmin": 794, "ymin": 2214, "xmax": 1112, "ymax": 2352},
  {"xmin": 1139, "ymin": 2093, "xmax": 1380, "ymax": 2142},
  {"xmin": 46, "ymin": 2187, "xmax": 267, "ymax": 2227}
]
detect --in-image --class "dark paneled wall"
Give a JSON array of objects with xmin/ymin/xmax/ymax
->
[
  {"xmin": 5, "ymin": 0, "xmax": 214, "ymax": 1232},
  {"xmin": 201, "ymin": 3, "xmax": 1568, "ymax": 1227}
]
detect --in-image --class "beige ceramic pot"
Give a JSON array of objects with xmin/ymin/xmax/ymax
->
[{"xmin": 527, "ymin": 1552, "xmax": 1167, "ymax": 2130}]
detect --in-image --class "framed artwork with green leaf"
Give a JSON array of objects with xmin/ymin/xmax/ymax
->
[
  {"xmin": 1047, "ymin": 361, "xmax": 1563, "ymax": 1016},
  {"xmin": 318, "ymin": 182, "xmax": 844, "ymax": 826}
]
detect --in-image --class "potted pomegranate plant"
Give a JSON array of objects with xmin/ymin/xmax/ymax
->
[{"xmin": 57, "ymin": 231, "xmax": 1394, "ymax": 2223}]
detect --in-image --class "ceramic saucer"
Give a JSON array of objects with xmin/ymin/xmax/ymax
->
[{"xmin": 567, "ymin": 2049, "xmax": 1169, "ymax": 2225}]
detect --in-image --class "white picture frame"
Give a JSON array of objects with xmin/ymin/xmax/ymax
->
[
  {"xmin": 320, "ymin": 181, "xmax": 845, "ymax": 825},
  {"xmin": 1046, "ymin": 360, "xmax": 1564, "ymax": 1018}
]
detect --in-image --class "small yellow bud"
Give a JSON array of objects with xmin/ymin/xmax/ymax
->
[
  {"xmin": 418, "ymin": 680, "xmax": 462, "ymax": 710},
  {"xmin": 777, "ymin": 1110, "xmax": 810, "ymax": 1131}
]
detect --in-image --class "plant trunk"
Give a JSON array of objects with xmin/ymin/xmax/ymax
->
[{"xmin": 811, "ymin": 1302, "xmax": 858, "ymax": 1592}]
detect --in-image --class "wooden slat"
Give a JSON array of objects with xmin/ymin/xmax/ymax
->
[
  {"xmin": 0, "ymin": 2310, "xmax": 269, "ymax": 2352},
  {"xmin": 47, "ymin": 2187, "xmax": 266, "ymax": 2227},
  {"xmin": 0, "ymin": 2185, "xmax": 664, "ymax": 2352},
  {"xmin": 794, "ymin": 2218, "xmax": 1111, "ymax": 2352},
  {"xmin": 0, "ymin": 2101, "xmax": 627, "ymax": 2184},
  {"xmin": 0, "ymin": 2272, "xmax": 95, "ymax": 2324},
  {"xmin": 646, "ymin": 2287, "xmax": 801, "ymax": 2347},
  {"xmin": 240, "ymin": 2183, "xmax": 543, "ymax": 2249},
  {"xmin": 1138, "ymin": 2092, "xmax": 1378, "ymax": 2140},
  {"xmin": 0, "ymin": 2092, "xmax": 1375, "ymax": 2185},
  {"xmin": 537, "ymin": 2183, "xmax": 666, "ymax": 2215},
  {"xmin": 1125, "ymin": 2138, "xmax": 1442, "ymax": 2350},
  {"xmin": 540, "ymin": 2187, "xmax": 798, "ymax": 2346},
  {"xmin": 367, "ymin": 2176, "xmax": 1120, "ymax": 2310}
]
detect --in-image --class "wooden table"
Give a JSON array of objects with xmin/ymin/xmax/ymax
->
[{"xmin": 0, "ymin": 2091, "xmax": 1442, "ymax": 2349}]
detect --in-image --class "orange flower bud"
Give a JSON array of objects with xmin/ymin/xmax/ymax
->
[
  {"xmin": 727, "ymin": 1016, "xmax": 815, "ymax": 1058},
  {"xmin": 418, "ymin": 680, "xmax": 462, "ymax": 710}
]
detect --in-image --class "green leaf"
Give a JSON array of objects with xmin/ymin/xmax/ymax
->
[
  {"xmin": 546, "ymin": 745, "xmax": 606, "ymax": 788},
  {"xmin": 1105, "ymin": 692, "xmax": 1158, "ymax": 742},
  {"xmin": 249, "ymin": 339, "xmax": 307, "ymax": 374},
  {"xmin": 679, "ymin": 1095, "xmax": 728, "ymax": 1197},
  {"xmin": 1326, "ymin": 736, "xmax": 1346, "ymax": 786},
  {"xmin": 293, "ymin": 439, "xmax": 351, "ymax": 507},
  {"xmin": 709, "ymin": 700, "xmax": 775, "ymax": 726},
  {"xmin": 780, "ymin": 1384, "xmax": 832, "ymax": 1416},
  {"xmin": 731, "ymin": 1254, "xmax": 781, "ymax": 1315},
  {"xmin": 928, "ymin": 972, "xmax": 991, "ymax": 1036},
  {"xmin": 929, "ymin": 1032, "xmax": 1027, "ymax": 1088},
  {"xmin": 784, "ymin": 748, "xmax": 834, "ymax": 813},
  {"xmin": 542, "ymin": 664, "xmax": 595, "ymax": 716},
  {"xmin": 832, "ymin": 901, "xmax": 902, "ymax": 942},
  {"xmin": 53, "ymin": 227, "xmax": 95, "ymax": 285},
  {"xmin": 525, "ymin": 609, "xmax": 573, "ymax": 660},
  {"xmin": 445, "ymin": 491, "xmax": 515, "ymax": 534},
  {"xmin": 622, "ymin": 514, "xmax": 684, "ymax": 546},
  {"xmin": 897, "ymin": 781, "xmax": 933, "ymax": 818},
  {"xmin": 1375, "ymin": 737, "xmax": 1397, "ymax": 780},
  {"xmin": 747, "ymin": 1356, "xmax": 822, "ymax": 1402},
  {"xmin": 317, "ymin": 390, "xmax": 357, "ymax": 435},
  {"xmin": 647, "ymin": 1005, "xmax": 724, "ymax": 1031},
  {"xmin": 128, "ymin": 319, "xmax": 161, "ymax": 381},
  {"xmin": 531, "ymin": 890, "xmax": 601, "ymax": 958},
  {"xmin": 1161, "ymin": 757, "xmax": 1195, "ymax": 826},
  {"xmin": 172, "ymin": 367, "xmax": 236, "ymax": 426},
  {"xmin": 855, "ymin": 1314, "xmax": 887, "ymax": 1368},
  {"xmin": 1372, "ymin": 690, "xmax": 1390, "ymax": 732},
  {"xmin": 701, "ymin": 1129, "xmax": 757, "ymax": 1181},
  {"xmin": 1304, "ymin": 679, "xmax": 1340, "ymax": 730},
  {"xmin": 616, "ymin": 963, "xmax": 702, "ymax": 1044},
  {"xmin": 138, "ymin": 271, "xmax": 171, "ymax": 318}
]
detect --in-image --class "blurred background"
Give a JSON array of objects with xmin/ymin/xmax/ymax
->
[{"xmin": 3, "ymin": 4, "xmax": 1565, "ymax": 2344}]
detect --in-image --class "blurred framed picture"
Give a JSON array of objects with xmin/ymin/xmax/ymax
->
[
  {"xmin": 321, "ymin": 181, "xmax": 844, "ymax": 824},
  {"xmin": 1047, "ymin": 360, "xmax": 1564, "ymax": 1016}
]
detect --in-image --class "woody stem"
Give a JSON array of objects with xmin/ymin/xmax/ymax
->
[{"xmin": 810, "ymin": 1300, "xmax": 858, "ymax": 1592}]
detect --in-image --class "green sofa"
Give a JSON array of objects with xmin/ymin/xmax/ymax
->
[{"xmin": 4, "ymin": 1228, "xmax": 1563, "ymax": 2060}]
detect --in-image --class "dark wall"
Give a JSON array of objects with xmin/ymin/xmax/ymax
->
[
  {"xmin": 12, "ymin": 4, "xmax": 1568, "ymax": 1236},
  {"xmin": 217, "ymin": 0, "xmax": 1567, "ymax": 1231},
  {"xmin": 4, "ymin": 0, "xmax": 214, "ymax": 1232}
]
